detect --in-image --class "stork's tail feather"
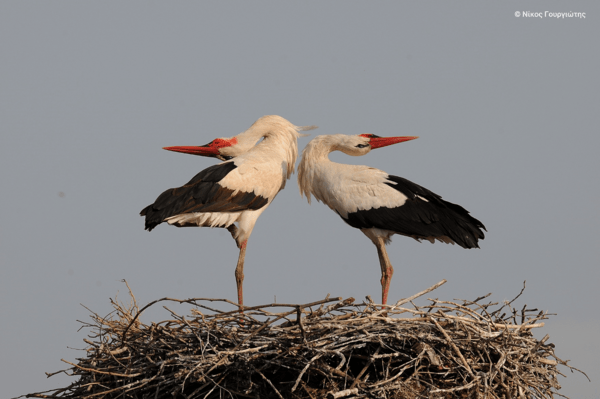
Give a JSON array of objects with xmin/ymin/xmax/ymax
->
[{"xmin": 140, "ymin": 204, "xmax": 162, "ymax": 232}]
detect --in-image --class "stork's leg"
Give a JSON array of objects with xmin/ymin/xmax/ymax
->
[
  {"xmin": 374, "ymin": 237, "xmax": 394, "ymax": 305},
  {"xmin": 234, "ymin": 240, "xmax": 247, "ymax": 307}
]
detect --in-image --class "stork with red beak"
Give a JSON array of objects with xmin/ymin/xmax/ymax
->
[
  {"xmin": 297, "ymin": 134, "xmax": 486, "ymax": 305},
  {"xmin": 163, "ymin": 125, "xmax": 268, "ymax": 162},
  {"xmin": 141, "ymin": 115, "xmax": 317, "ymax": 306}
]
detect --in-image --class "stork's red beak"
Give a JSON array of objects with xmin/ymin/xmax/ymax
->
[
  {"xmin": 360, "ymin": 134, "xmax": 418, "ymax": 149},
  {"xmin": 163, "ymin": 137, "xmax": 238, "ymax": 157}
]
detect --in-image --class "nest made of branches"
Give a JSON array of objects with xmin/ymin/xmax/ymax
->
[{"xmin": 20, "ymin": 280, "xmax": 585, "ymax": 399}]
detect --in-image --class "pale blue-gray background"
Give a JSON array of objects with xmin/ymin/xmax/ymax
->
[{"xmin": 2, "ymin": 2, "xmax": 598, "ymax": 397}]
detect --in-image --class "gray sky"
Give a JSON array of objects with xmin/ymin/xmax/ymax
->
[{"xmin": 2, "ymin": 2, "xmax": 598, "ymax": 397}]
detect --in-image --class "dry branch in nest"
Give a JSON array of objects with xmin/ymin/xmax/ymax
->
[{"xmin": 19, "ymin": 280, "xmax": 585, "ymax": 399}]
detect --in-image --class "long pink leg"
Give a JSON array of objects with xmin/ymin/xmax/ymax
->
[
  {"xmin": 374, "ymin": 237, "xmax": 394, "ymax": 305},
  {"xmin": 234, "ymin": 240, "xmax": 247, "ymax": 307}
]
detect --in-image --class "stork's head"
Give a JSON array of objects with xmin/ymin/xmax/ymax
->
[
  {"xmin": 162, "ymin": 115, "xmax": 317, "ymax": 162},
  {"xmin": 334, "ymin": 134, "xmax": 418, "ymax": 156},
  {"xmin": 163, "ymin": 136, "xmax": 250, "ymax": 161}
]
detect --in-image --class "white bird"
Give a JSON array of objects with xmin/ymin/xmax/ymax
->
[
  {"xmin": 141, "ymin": 115, "xmax": 317, "ymax": 306},
  {"xmin": 297, "ymin": 134, "xmax": 486, "ymax": 305}
]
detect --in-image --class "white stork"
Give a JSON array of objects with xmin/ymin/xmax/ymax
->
[
  {"xmin": 297, "ymin": 134, "xmax": 486, "ymax": 305},
  {"xmin": 141, "ymin": 115, "xmax": 317, "ymax": 306}
]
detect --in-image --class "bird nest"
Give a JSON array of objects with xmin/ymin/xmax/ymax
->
[{"xmin": 20, "ymin": 280, "xmax": 585, "ymax": 399}]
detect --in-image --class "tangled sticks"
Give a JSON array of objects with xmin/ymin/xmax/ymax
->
[{"xmin": 20, "ymin": 280, "xmax": 585, "ymax": 399}]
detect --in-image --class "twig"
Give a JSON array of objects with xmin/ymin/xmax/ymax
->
[{"xmin": 430, "ymin": 314, "xmax": 475, "ymax": 378}]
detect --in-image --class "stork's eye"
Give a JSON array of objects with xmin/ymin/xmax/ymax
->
[
  {"xmin": 222, "ymin": 155, "xmax": 233, "ymax": 161},
  {"xmin": 356, "ymin": 144, "xmax": 369, "ymax": 148}
]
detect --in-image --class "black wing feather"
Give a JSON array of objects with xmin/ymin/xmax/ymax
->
[
  {"xmin": 140, "ymin": 162, "xmax": 268, "ymax": 231},
  {"xmin": 343, "ymin": 175, "xmax": 486, "ymax": 249}
]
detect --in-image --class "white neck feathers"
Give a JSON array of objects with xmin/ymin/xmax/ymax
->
[{"xmin": 297, "ymin": 135, "xmax": 341, "ymax": 203}]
